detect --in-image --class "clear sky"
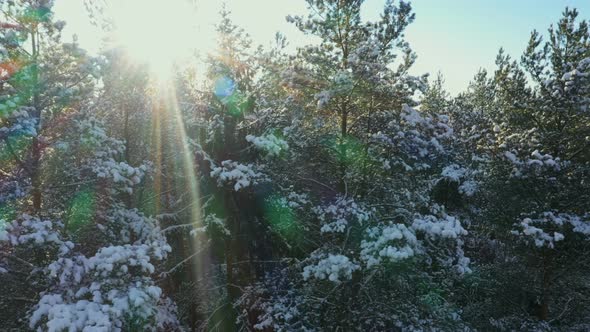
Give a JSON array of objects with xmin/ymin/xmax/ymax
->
[{"xmin": 53, "ymin": 0, "xmax": 590, "ymax": 95}]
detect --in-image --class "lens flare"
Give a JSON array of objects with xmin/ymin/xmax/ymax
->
[{"xmin": 67, "ymin": 189, "xmax": 96, "ymax": 236}]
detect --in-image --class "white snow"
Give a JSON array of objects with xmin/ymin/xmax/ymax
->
[{"xmin": 302, "ymin": 254, "xmax": 360, "ymax": 283}]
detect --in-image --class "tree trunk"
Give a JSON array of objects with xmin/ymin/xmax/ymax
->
[
  {"xmin": 31, "ymin": 137, "xmax": 42, "ymax": 211},
  {"xmin": 30, "ymin": 30, "xmax": 42, "ymax": 212},
  {"xmin": 539, "ymin": 253, "xmax": 552, "ymax": 321},
  {"xmin": 338, "ymin": 109, "xmax": 348, "ymax": 193}
]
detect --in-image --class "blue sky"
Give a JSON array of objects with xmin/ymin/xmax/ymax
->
[
  {"xmin": 402, "ymin": 0, "xmax": 590, "ymax": 94},
  {"xmin": 54, "ymin": 0, "xmax": 590, "ymax": 95}
]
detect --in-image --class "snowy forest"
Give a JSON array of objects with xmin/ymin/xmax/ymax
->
[{"xmin": 1, "ymin": 0, "xmax": 590, "ymax": 331}]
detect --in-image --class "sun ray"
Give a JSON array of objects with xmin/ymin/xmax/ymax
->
[{"xmin": 152, "ymin": 78, "xmax": 205, "ymax": 286}]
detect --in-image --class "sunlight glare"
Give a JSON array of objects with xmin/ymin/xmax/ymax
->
[{"xmin": 107, "ymin": 0, "xmax": 198, "ymax": 80}]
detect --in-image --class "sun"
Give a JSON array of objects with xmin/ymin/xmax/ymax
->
[{"xmin": 105, "ymin": 0, "xmax": 199, "ymax": 80}]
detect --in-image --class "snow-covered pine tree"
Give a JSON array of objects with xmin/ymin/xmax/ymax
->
[
  {"xmin": 0, "ymin": 2, "xmax": 179, "ymax": 330},
  {"xmin": 447, "ymin": 8, "xmax": 590, "ymax": 330},
  {"xmin": 232, "ymin": 1, "xmax": 473, "ymax": 330}
]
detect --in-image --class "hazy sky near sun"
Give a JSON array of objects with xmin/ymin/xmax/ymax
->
[{"xmin": 54, "ymin": 0, "xmax": 590, "ymax": 95}]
